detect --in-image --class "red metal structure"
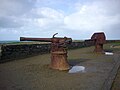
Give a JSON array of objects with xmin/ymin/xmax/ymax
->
[
  {"xmin": 20, "ymin": 33, "xmax": 72, "ymax": 70},
  {"xmin": 85, "ymin": 32, "xmax": 106, "ymax": 53}
]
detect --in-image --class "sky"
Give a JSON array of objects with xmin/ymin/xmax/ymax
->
[{"xmin": 0, "ymin": 0, "xmax": 120, "ymax": 40}]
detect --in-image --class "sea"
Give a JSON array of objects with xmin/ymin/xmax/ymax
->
[{"xmin": 0, "ymin": 40, "xmax": 20, "ymax": 44}]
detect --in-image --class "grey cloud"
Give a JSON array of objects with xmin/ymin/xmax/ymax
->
[
  {"xmin": 0, "ymin": 0, "xmax": 120, "ymax": 40},
  {"xmin": 105, "ymin": 23, "xmax": 120, "ymax": 39},
  {"xmin": 95, "ymin": 0, "xmax": 120, "ymax": 16},
  {"xmin": 0, "ymin": 16, "xmax": 22, "ymax": 28},
  {"xmin": 0, "ymin": 0, "xmax": 36, "ymax": 16},
  {"xmin": 0, "ymin": 0, "xmax": 36, "ymax": 28}
]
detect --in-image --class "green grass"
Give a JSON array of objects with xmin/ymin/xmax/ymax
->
[{"xmin": 73, "ymin": 40, "xmax": 84, "ymax": 42}]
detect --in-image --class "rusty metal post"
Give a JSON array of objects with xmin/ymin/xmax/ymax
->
[
  {"xmin": 91, "ymin": 32, "xmax": 106, "ymax": 53},
  {"xmin": 50, "ymin": 50, "xmax": 70, "ymax": 70},
  {"xmin": 50, "ymin": 36, "xmax": 71, "ymax": 70},
  {"xmin": 94, "ymin": 43, "xmax": 104, "ymax": 52}
]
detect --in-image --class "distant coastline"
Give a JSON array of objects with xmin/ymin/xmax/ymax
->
[
  {"xmin": 0, "ymin": 40, "xmax": 50, "ymax": 45},
  {"xmin": 0, "ymin": 40, "xmax": 20, "ymax": 44}
]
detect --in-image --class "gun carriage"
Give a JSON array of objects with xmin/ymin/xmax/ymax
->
[
  {"xmin": 20, "ymin": 33, "xmax": 72, "ymax": 70},
  {"xmin": 85, "ymin": 32, "xmax": 106, "ymax": 53}
]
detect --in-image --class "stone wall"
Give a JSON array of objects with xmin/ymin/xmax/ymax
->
[
  {"xmin": 106, "ymin": 40, "xmax": 120, "ymax": 43},
  {"xmin": 0, "ymin": 44, "xmax": 51, "ymax": 63},
  {"xmin": 0, "ymin": 40, "xmax": 103, "ymax": 63},
  {"xmin": 1, "ymin": 40, "xmax": 119, "ymax": 63},
  {"xmin": 0, "ymin": 46, "xmax": 2, "ymax": 60}
]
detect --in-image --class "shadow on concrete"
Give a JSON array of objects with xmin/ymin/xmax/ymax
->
[
  {"xmin": 68, "ymin": 58, "xmax": 90, "ymax": 66},
  {"xmin": 104, "ymin": 49, "xmax": 113, "ymax": 52}
]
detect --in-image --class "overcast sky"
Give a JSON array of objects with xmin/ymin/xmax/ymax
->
[{"xmin": 0, "ymin": 0, "xmax": 120, "ymax": 40}]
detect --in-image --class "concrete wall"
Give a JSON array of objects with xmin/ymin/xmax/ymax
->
[{"xmin": 0, "ymin": 41, "xmax": 94, "ymax": 63}]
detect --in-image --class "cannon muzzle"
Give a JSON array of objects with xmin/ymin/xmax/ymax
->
[{"xmin": 20, "ymin": 37, "xmax": 26, "ymax": 41}]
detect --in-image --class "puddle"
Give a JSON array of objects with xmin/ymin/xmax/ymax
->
[
  {"xmin": 105, "ymin": 52, "xmax": 113, "ymax": 55},
  {"xmin": 68, "ymin": 66, "xmax": 85, "ymax": 73}
]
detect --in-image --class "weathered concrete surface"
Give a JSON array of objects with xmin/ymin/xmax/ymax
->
[
  {"xmin": 111, "ymin": 68, "xmax": 120, "ymax": 90},
  {"xmin": 101, "ymin": 53, "xmax": 120, "ymax": 90},
  {"xmin": 111, "ymin": 52, "xmax": 120, "ymax": 90},
  {"xmin": 0, "ymin": 44, "xmax": 120, "ymax": 90}
]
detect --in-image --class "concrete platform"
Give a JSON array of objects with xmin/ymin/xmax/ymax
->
[{"xmin": 0, "ymin": 44, "xmax": 120, "ymax": 90}]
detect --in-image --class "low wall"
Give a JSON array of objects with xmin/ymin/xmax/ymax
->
[
  {"xmin": 106, "ymin": 40, "xmax": 120, "ymax": 43},
  {"xmin": 1, "ymin": 40, "xmax": 118, "ymax": 63},
  {"xmin": 0, "ymin": 44, "xmax": 51, "ymax": 63}
]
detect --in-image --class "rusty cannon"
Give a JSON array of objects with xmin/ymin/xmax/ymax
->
[
  {"xmin": 20, "ymin": 33, "xmax": 72, "ymax": 70},
  {"xmin": 85, "ymin": 32, "xmax": 106, "ymax": 53}
]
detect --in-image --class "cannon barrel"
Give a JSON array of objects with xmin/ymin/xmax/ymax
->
[
  {"xmin": 20, "ymin": 37, "xmax": 52, "ymax": 42},
  {"xmin": 20, "ymin": 37, "xmax": 72, "ymax": 43}
]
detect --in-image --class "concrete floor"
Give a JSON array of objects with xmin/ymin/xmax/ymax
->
[{"xmin": 0, "ymin": 44, "xmax": 120, "ymax": 90}]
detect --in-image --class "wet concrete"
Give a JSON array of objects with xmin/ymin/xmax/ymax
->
[
  {"xmin": 0, "ymin": 44, "xmax": 120, "ymax": 90},
  {"xmin": 111, "ymin": 65, "xmax": 120, "ymax": 90},
  {"xmin": 68, "ymin": 66, "xmax": 85, "ymax": 73},
  {"xmin": 105, "ymin": 52, "xmax": 114, "ymax": 55}
]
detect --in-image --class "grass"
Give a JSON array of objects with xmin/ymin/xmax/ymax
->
[{"xmin": 104, "ymin": 43, "xmax": 120, "ymax": 52}]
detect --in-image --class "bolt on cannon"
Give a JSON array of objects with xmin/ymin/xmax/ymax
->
[
  {"xmin": 20, "ymin": 33, "xmax": 72, "ymax": 70},
  {"xmin": 85, "ymin": 32, "xmax": 106, "ymax": 53}
]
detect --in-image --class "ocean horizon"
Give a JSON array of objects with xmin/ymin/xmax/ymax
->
[{"xmin": 0, "ymin": 40, "xmax": 20, "ymax": 44}]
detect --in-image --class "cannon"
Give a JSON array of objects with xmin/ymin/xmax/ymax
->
[
  {"xmin": 85, "ymin": 32, "xmax": 106, "ymax": 53},
  {"xmin": 20, "ymin": 33, "xmax": 72, "ymax": 70}
]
